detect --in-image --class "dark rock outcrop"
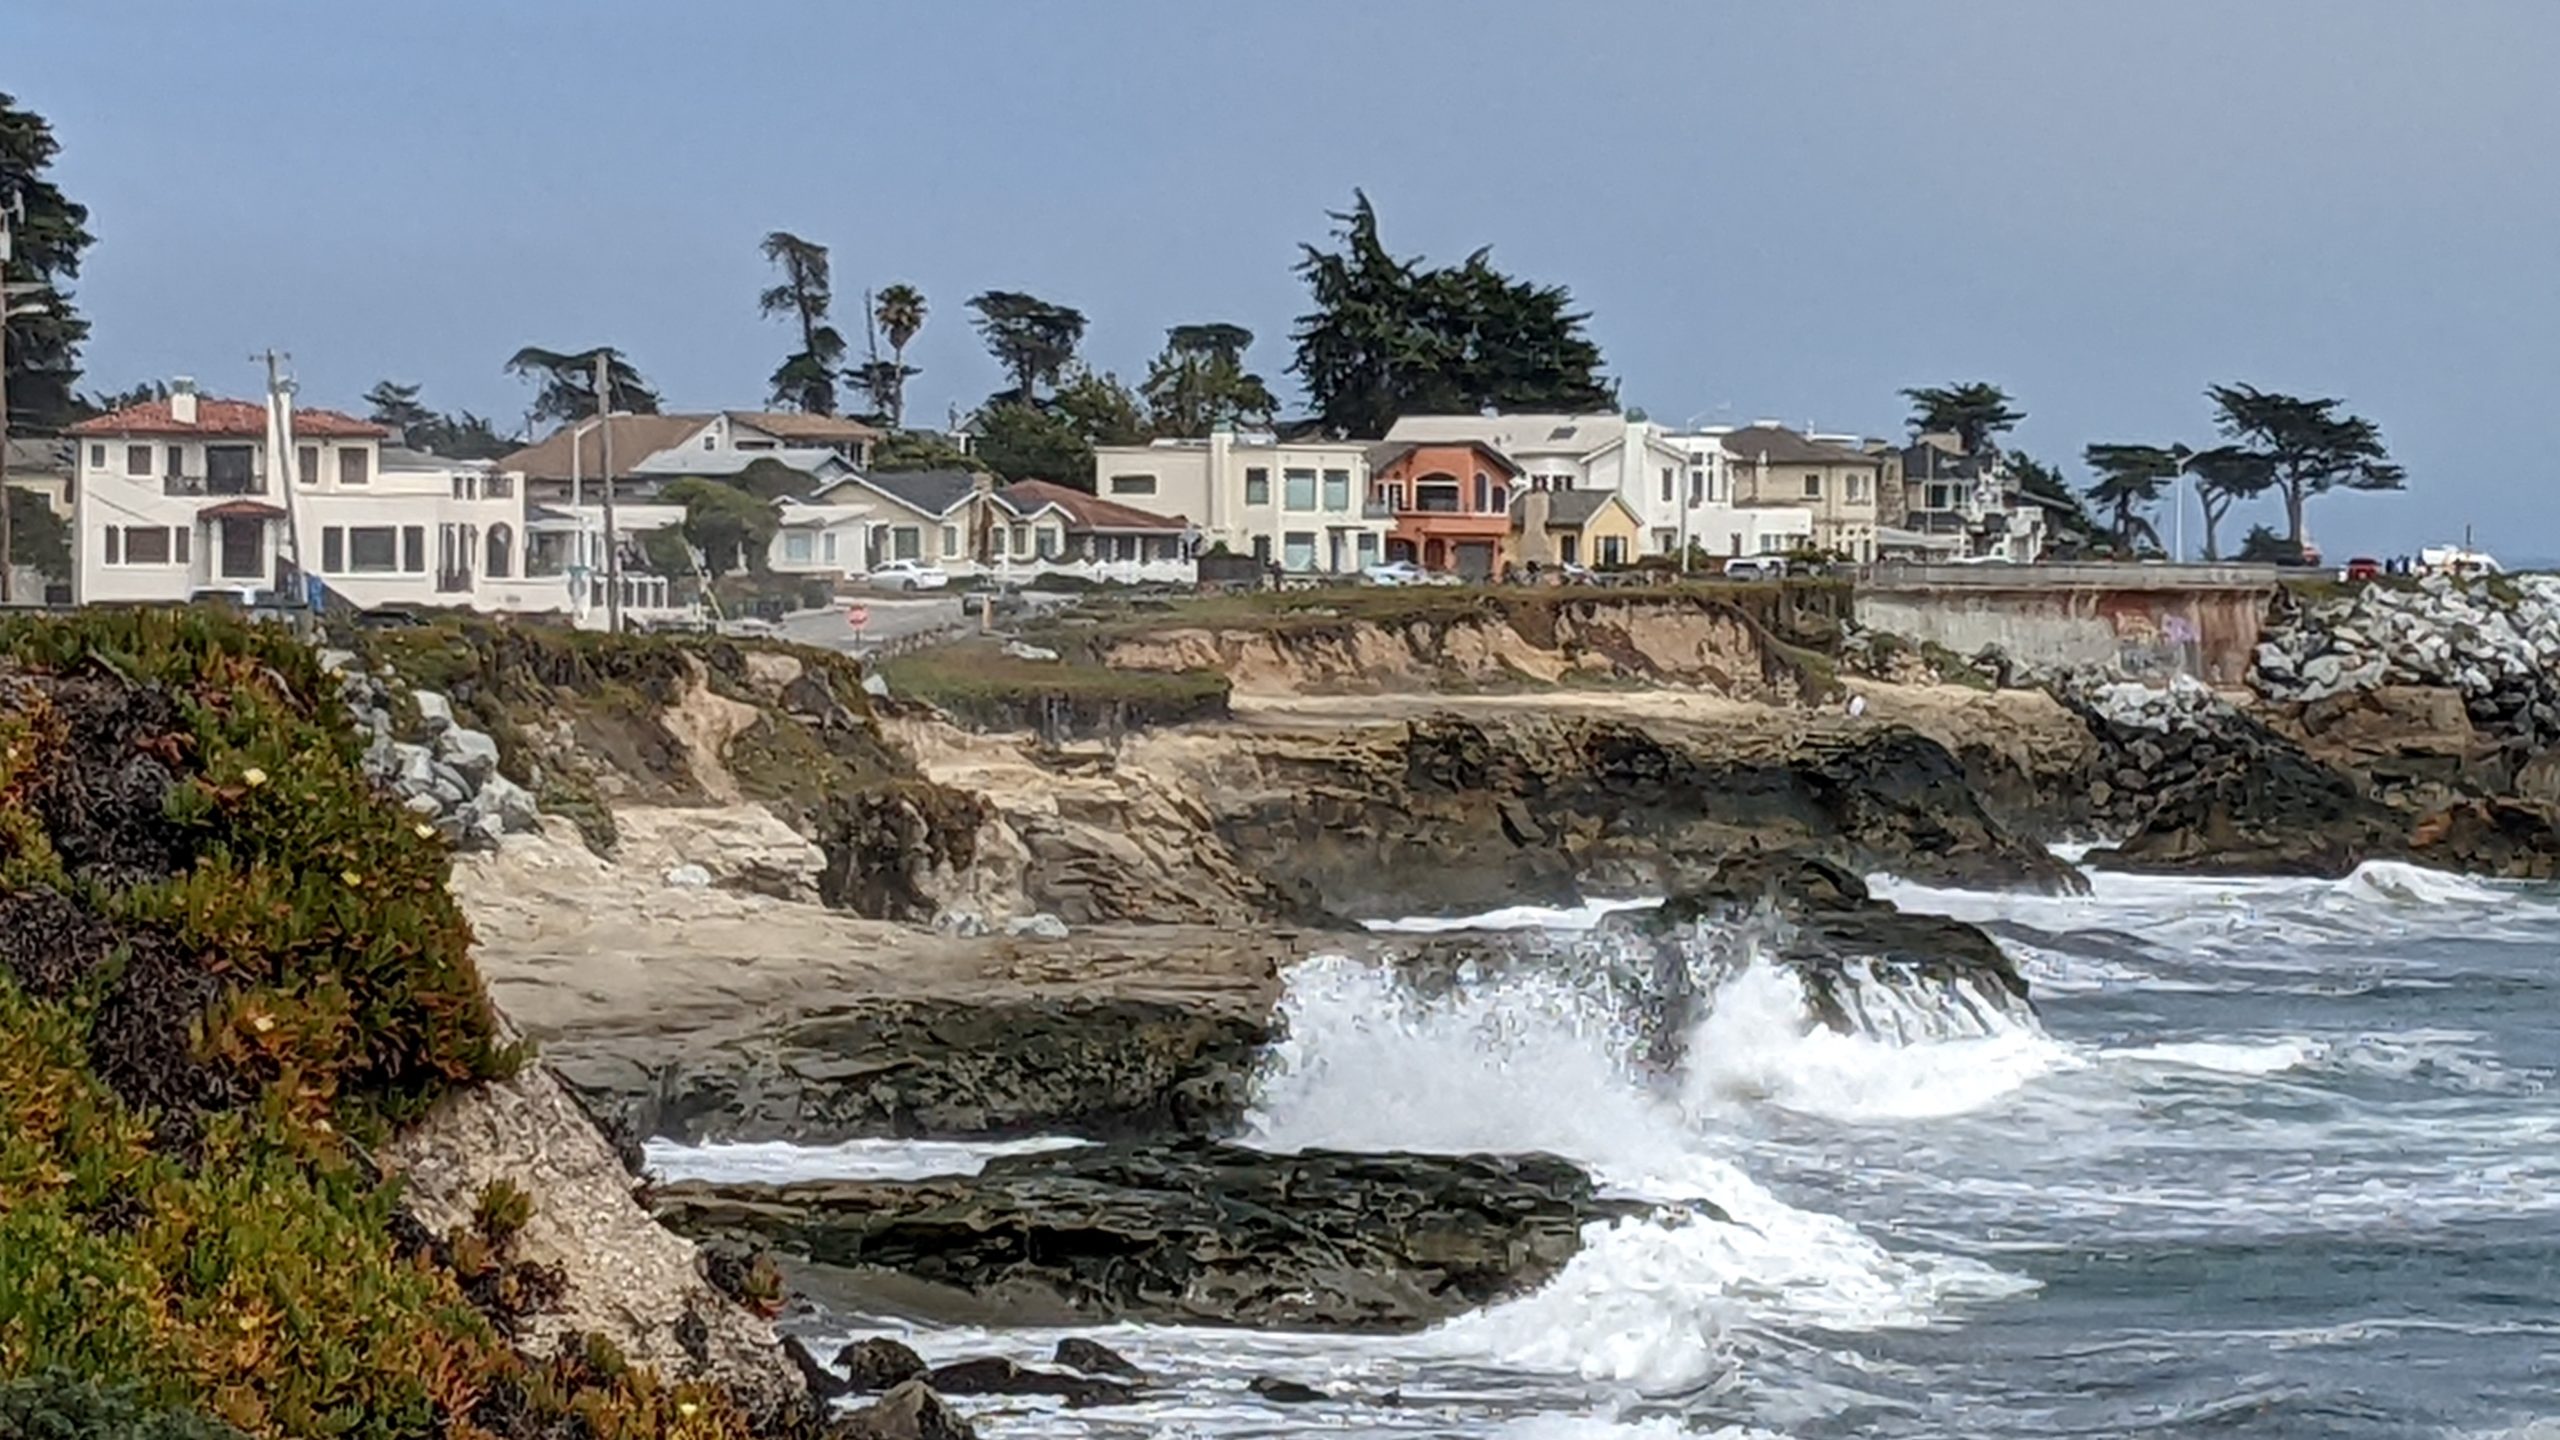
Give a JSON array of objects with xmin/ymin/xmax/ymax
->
[
  {"xmin": 657, "ymin": 1141, "xmax": 1616, "ymax": 1333},
  {"xmin": 835, "ymin": 1337, "xmax": 928, "ymax": 1393},
  {"xmin": 1220, "ymin": 717, "xmax": 2075, "ymax": 922},
  {"xmin": 924, "ymin": 1356, "xmax": 1133, "ymax": 1407},
  {"xmin": 1052, "ymin": 1338, "xmax": 1142, "ymax": 1380},
  {"xmin": 827, "ymin": 1380, "xmax": 976, "ymax": 1440},
  {"xmin": 572, "ymin": 995, "xmax": 1269, "ymax": 1145}
]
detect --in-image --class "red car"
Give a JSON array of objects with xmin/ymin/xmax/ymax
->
[{"xmin": 2344, "ymin": 556, "xmax": 2382, "ymax": 581}]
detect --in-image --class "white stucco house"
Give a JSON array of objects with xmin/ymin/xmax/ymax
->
[
  {"xmin": 1091, "ymin": 427, "xmax": 1384, "ymax": 575},
  {"xmin": 72, "ymin": 381, "xmax": 695, "ymax": 627}
]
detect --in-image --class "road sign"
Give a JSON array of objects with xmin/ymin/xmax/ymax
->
[{"xmin": 846, "ymin": 604, "xmax": 870, "ymax": 634}]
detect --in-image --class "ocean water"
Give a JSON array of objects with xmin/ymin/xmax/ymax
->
[{"xmin": 651, "ymin": 858, "xmax": 2560, "ymax": 1439}]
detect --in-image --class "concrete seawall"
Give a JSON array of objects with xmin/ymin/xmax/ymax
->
[{"xmin": 1855, "ymin": 563, "xmax": 2281, "ymax": 685}]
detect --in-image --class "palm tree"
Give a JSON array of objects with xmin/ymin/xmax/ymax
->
[
  {"xmin": 759, "ymin": 231, "xmax": 843, "ymax": 414},
  {"xmin": 873, "ymin": 285, "xmax": 928, "ymax": 427}
]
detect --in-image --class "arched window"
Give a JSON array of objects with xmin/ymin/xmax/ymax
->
[{"xmin": 486, "ymin": 522, "xmax": 514, "ymax": 579}]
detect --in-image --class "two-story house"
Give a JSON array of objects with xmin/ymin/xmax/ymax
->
[
  {"xmin": 1091, "ymin": 427, "xmax": 1383, "ymax": 575},
  {"xmin": 1896, "ymin": 434, "xmax": 2049, "ymax": 562},
  {"xmin": 1719, "ymin": 423, "xmax": 1884, "ymax": 561},
  {"xmin": 1364, "ymin": 438, "xmax": 1518, "ymax": 578}
]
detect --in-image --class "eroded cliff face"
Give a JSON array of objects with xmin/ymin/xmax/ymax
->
[{"xmin": 1092, "ymin": 594, "xmax": 1837, "ymax": 701}]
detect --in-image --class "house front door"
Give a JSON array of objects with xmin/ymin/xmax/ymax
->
[{"xmin": 218, "ymin": 517, "xmax": 265, "ymax": 581}]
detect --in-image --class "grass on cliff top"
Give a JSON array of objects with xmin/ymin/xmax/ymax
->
[
  {"xmin": 1047, "ymin": 576, "xmax": 1851, "ymax": 646},
  {"xmin": 0, "ymin": 609, "xmax": 791, "ymax": 1440},
  {"xmin": 881, "ymin": 640, "xmax": 1230, "ymax": 732}
]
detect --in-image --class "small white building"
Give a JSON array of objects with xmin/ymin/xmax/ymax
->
[{"xmin": 764, "ymin": 495, "xmax": 879, "ymax": 578}]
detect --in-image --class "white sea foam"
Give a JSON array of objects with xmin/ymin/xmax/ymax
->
[
  {"xmin": 643, "ymin": 1134, "xmax": 1085, "ymax": 1184},
  {"xmin": 1246, "ymin": 944, "xmax": 2039, "ymax": 1393},
  {"xmin": 2110, "ymin": 1038, "xmax": 2319, "ymax": 1077},
  {"xmin": 1365, "ymin": 896, "xmax": 1660, "ymax": 934}
]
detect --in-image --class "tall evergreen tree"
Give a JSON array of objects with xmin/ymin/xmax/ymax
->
[
  {"xmin": 967, "ymin": 291, "xmax": 1086, "ymax": 406},
  {"xmin": 2187, "ymin": 443, "xmax": 2277, "ymax": 561},
  {"xmin": 759, "ymin": 231, "xmax": 843, "ymax": 414},
  {"xmin": 1901, "ymin": 382, "xmax": 2025, "ymax": 457},
  {"xmin": 2080, "ymin": 443, "xmax": 2182, "ymax": 555},
  {"xmin": 363, "ymin": 380, "xmax": 435, "ymax": 445},
  {"xmin": 2206, "ymin": 383, "xmax": 2403, "ymax": 548},
  {"xmin": 0, "ymin": 93, "xmax": 95, "ymax": 431},
  {"xmin": 504, "ymin": 346, "xmax": 660, "ymax": 424},
  {"xmin": 1142, "ymin": 323, "xmax": 1279, "ymax": 436},
  {"xmin": 1291, "ymin": 192, "xmax": 1613, "ymax": 437}
]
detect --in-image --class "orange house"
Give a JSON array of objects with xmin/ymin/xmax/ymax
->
[{"xmin": 1365, "ymin": 439, "xmax": 1522, "ymax": 579}]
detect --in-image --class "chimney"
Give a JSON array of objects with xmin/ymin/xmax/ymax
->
[{"xmin": 169, "ymin": 377, "xmax": 198, "ymax": 426}]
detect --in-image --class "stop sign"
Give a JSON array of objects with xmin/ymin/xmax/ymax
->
[{"xmin": 845, "ymin": 604, "xmax": 870, "ymax": 631}]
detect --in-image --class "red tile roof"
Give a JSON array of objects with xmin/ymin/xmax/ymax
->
[
  {"xmin": 67, "ymin": 396, "xmax": 387, "ymax": 440},
  {"xmin": 1001, "ymin": 479, "xmax": 1189, "ymax": 533}
]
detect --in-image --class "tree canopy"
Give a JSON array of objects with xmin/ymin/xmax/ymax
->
[
  {"xmin": 0, "ymin": 92, "xmax": 96, "ymax": 431},
  {"xmin": 364, "ymin": 379, "xmax": 514, "ymax": 460},
  {"xmin": 656, "ymin": 476, "xmax": 777, "ymax": 578},
  {"xmin": 1902, "ymin": 382, "xmax": 2024, "ymax": 458},
  {"xmin": 1142, "ymin": 323, "xmax": 1280, "ymax": 437},
  {"xmin": 972, "ymin": 400, "xmax": 1095, "ymax": 488},
  {"xmin": 2080, "ymin": 443, "xmax": 2181, "ymax": 556},
  {"xmin": 968, "ymin": 290, "xmax": 1086, "ymax": 406},
  {"xmin": 2184, "ymin": 444, "xmax": 2276, "ymax": 561},
  {"xmin": 759, "ymin": 231, "xmax": 842, "ymax": 415},
  {"xmin": 2206, "ymin": 383, "xmax": 2402, "ymax": 549},
  {"xmin": 504, "ymin": 346, "xmax": 660, "ymax": 424},
  {"xmin": 1291, "ymin": 192, "xmax": 1614, "ymax": 437}
]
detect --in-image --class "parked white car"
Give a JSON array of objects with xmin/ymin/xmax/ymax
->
[
  {"xmin": 1363, "ymin": 559, "xmax": 1458, "ymax": 587},
  {"xmin": 1722, "ymin": 556, "xmax": 1789, "ymax": 581},
  {"xmin": 868, "ymin": 559, "xmax": 950, "ymax": 592}
]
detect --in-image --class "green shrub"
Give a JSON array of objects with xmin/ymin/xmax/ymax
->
[{"xmin": 0, "ymin": 1369, "xmax": 247, "ymax": 1440}]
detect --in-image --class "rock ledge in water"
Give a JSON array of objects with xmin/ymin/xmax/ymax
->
[{"xmin": 657, "ymin": 1140, "xmax": 1615, "ymax": 1332}]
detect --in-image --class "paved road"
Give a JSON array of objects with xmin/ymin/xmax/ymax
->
[{"xmin": 775, "ymin": 595, "xmax": 965, "ymax": 655}]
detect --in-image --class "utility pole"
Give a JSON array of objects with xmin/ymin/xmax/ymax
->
[
  {"xmin": 0, "ymin": 190, "xmax": 20, "ymax": 605},
  {"xmin": 257, "ymin": 350, "xmax": 306, "ymax": 608},
  {"xmin": 595, "ymin": 351, "xmax": 621, "ymax": 632}
]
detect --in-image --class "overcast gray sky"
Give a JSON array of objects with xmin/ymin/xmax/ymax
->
[{"xmin": 12, "ymin": 1, "xmax": 2557, "ymax": 559}]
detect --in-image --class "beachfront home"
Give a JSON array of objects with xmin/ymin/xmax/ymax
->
[
  {"xmin": 999, "ymin": 479, "xmax": 1193, "ymax": 583},
  {"xmin": 1720, "ymin": 423, "xmax": 1884, "ymax": 561},
  {"xmin": 1509, "ymin": 489, "xmax": 1645, "ymax": 571},
  {"xmin": 1364, "ymin": 438, "xmax": 1518, "ymax": 579},
  {"xmin": 1092, "ymin": 427, "xmax": 1384, "ymax": 576}
]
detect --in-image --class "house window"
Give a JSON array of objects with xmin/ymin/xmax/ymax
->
[
  {"xmin": 126, "ymin": 445, "xmax": 151, "ymax": 476},
  {"xmin": 122, "ymin": 526, "xmax": 175, "ymax": 565},
  {"xmin": 1251, "ymin": 535, "xmax": 1271, "ymax": 565},
  {"xmin": 1659, "ymin": 468, "xmax": 1673, "ymax": 503},
  {"xmin": 101, "ymin": 529, "xmax": 117, "ymax": 564},
  {"xmin": 401, "ymin": 525, "xmax": 425, "ymax": 573},
  {"xmin": 1474, "ymin": 474, "xmax": 1491, "ymax": 512},
  {"xmin": 940, "ymin": 524, "xmax": 960, "ymax": 557},
  {"xmin": 1110, "ymin": 473, "xmax": 1158, "ymax": 496},
  {"xmin": 1802, "ymin": 474, "xmax": 1823, "ymax": 498},
  {"xmin": 341, "ymin": 448, "xmax": 370, "ymax": 485},
  {"xmin": 1322, "ymin": 469, "xmax": 1350, "ymax": 510},
  {"xmin": 1355, "ymin": 532, "xmax": 1380, "ymax": 566},
  {"xmin": 1283, "ymin": 530, "xmax": 1317, "ymax": 571},
  {"xmin": 1283, "ymin": 468, "xmax": 1316, "ymax": 510},
  {"xmin": 892, "ymin": 526, "xmax": 920, "ymax": 560},
  {"xmin": 1600, "ymin": 535, "xmax": 1628, "ymax": 566},
  {"xmin": 823, "ymin": 532, "xmax": 838, "ymax": 564},
  {"xmin": 1689, "ymin": 469, "xmax": 1705, "ymax": 504},
  {"xmin": 87, "ymin": 444, "xmax": 105, "ymax": 470},
  {"xmin": 785, "ymin": 532, "xmax": 814, "ymax": 563},
  {"xmin": 1244, "ymin": 467, "xmax": 1270, "ymax": 505},
  {"xmin": 347, "ymin": 526, "xmax": 398, "ymax": 573},
  {"xmin": 1386, "ymin": 483, "xmax": 1406, "ymax": 511},
  {"xmin": 298, "ymin": 446, "xmax": 319, "ymax": 486},
  {"xmin": 488, "ymin": 523, "xmax": 514, "ymax": 578},
  {"xmin": 1849, "ymin": 474, "xmax": 1868, "ymax": 502},
  {"xmin": 322, "ymin": 528, "xmax": 344, "ymax": 573},
  {"xmin": 165, "ymin": 444, "xmax": 183, "ymax": 477},
  {"xmin": 1490, "ymin": 485, "xmax": 1508, "ymax": 513},
  {"xmin": 1559, "ymin": 534, "xmax": 1580, "ymax": 565}
]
